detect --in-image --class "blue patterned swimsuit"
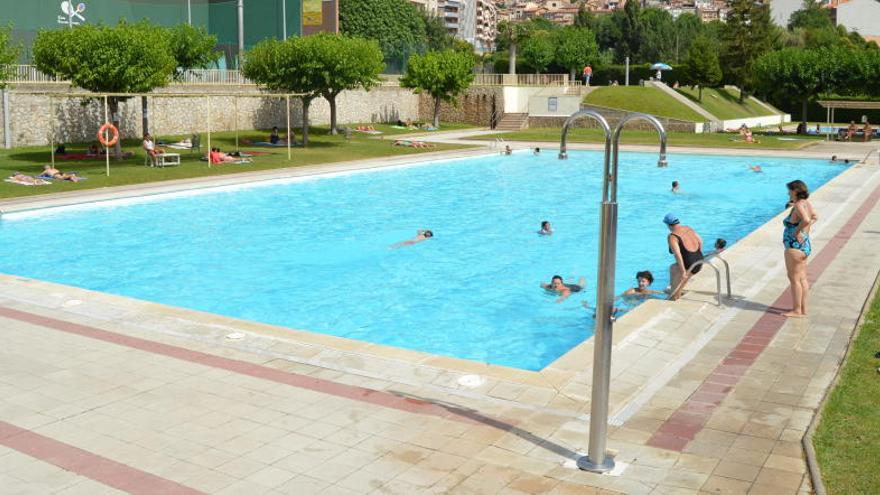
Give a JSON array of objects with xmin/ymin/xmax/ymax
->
[{"xmin": 783, "ymin": 213, "xmax": 811, "ymax": 257}]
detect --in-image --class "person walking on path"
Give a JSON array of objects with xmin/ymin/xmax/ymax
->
[
  {"xmin": 583, "ymin": 65, "xmax": 592, "ymax": 86},
  {"xmin": 782, "ymin": 180, "xmax": 817, "ymax": 318}
]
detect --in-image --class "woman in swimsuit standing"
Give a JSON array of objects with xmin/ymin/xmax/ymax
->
[
  {"xmin": 783, "ymin": 180, "xmax": 817, "ymax": 318},
  {"xmin": 664, "ymin": 213, "xmax": 704, "ymax": 300}
]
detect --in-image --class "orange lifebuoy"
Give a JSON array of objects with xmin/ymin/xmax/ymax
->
[{"xmin": 97, "ymin": 123, "xmax": 119, "ymax": 147}]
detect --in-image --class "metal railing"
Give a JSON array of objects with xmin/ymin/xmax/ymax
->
[
  {"xmin": 9, "ymin": 65, "xmax": 581, "ymax": 88},
  {"xmin": 9, "ymin": 65, "xmax": 63, "ymax": 83},
  {"xmin": 175, "ymin": 69, "xmax": 252, "ymax": 85},
  {"xmin": 683, "ymin": 254, "xmax": 732, "ymax": 307}
]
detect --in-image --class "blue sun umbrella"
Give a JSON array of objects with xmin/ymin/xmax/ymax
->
[{"xmin": 651, "ymin": 63, "xmax": 672, "ymax": 80}]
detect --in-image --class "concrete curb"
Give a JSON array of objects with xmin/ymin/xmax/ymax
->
[{"xmin": 802, "ymin": 260, "xmax": 880, "ymax": 495}]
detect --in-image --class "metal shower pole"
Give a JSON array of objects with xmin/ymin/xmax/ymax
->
[
  {"xmin": 187, "ymin": 0, "xmax": 192, "ymax": 25},
  {"xmin": 237, "ymin": 0, "xmax": 245, "ymax": 67},
  {"xmin": 282, "ymin": 0, "xmax": 288, "ymax": 39},
  {"xmin": 559, "ymin": 111, "xmax": 667, "ymax": 473}
]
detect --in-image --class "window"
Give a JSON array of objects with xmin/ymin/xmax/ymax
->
[{"xmin": 548, "ymin": 97, "xmax": 558, "ymax": 113}]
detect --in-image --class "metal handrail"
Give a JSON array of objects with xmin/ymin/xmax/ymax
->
[
  {"xmin": 705, "ymin": 253, "xmax": 732, "ymax": 299},
  {"xmin": 861, "ymin": 148, "xmax": 879, "ymax": 165},
  {"xmin": 683, "ymin": 255, "xmax": 732, "ymax": 306}
]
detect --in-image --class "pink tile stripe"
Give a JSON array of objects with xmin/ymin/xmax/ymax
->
[
  {"xmin": 0, "ymin": 306, "xmax": 499, "ymax": 427},
  {"xmin": 648, "ymin": 179, "xmax": 880, "ymax": 452},
  {"xmin": 0, "ymin": 420, "xmax": 204, "ymax": 494}
]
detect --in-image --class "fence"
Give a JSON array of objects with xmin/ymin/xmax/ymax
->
[{"xmin": 8, "ymin": 65, "xmax": 578, "ymax": 88}]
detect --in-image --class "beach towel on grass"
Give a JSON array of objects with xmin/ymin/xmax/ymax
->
[{"xmin": 5, "ymin": 177, "xmax": 51, "ymax": 186}]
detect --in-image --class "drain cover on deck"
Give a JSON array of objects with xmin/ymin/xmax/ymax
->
[
  {"xmin": 225, "ymin": 332, "xmax": 245, "ymax": 340},
  {"xmin": 457, "ymin": 374, "xmax": 485, "ymax": 388},
  {"xmin": 62, "ymin": 299, "xmax": 82, "ymax": 307}
]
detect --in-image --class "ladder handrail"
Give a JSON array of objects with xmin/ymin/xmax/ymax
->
[
  {"xmin": 704, "ymin": 252, "xmax": 732, "ymax": 299},
  {"xmin": 686, "ymin": 259, "xmax": 722, "ymax": 306}
]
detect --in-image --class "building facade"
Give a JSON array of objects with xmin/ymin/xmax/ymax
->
[{"xmin": 6, "ymin": 0, "xmax": 338, "ymax": 67}]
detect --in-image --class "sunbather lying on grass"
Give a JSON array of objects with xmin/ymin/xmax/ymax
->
[
  {"xmin": 392, "ymin": 139, "xmax": 435, "ymax": 148},
  {"xmin": 40, "ymin": 165, "xmax": 83, "ymax": 182}
]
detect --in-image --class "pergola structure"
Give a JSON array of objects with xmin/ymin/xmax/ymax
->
[
  {"xmin": 37, "ymin": 91, "xmax": 305, "ymax": 176},
  {"xmin": 818, "ymin": 100, "xmax": 880, "ymax": 125}
]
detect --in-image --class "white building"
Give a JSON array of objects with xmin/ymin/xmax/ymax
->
[
  {"xmin": 437, "ymin": 0, "xmax": 497, "ymax": 54},
  {"xmin": 834, "ymin": 0, "xmax": 880, "ymax": 43}
]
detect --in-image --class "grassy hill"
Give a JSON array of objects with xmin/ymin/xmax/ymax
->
[
  {"xmin": 676, "ymin": 87, "xmax": 779, "ymax": 120},
  {"xmin": 583, "ymin": 86, "xmax": 706, "ymax": 122}
]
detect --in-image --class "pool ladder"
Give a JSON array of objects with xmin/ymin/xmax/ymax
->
[
  {"xmin": 685, "ymin": 254, "xmax": 732, "ymax": 306},
  {"xmin": 861, "ymin": 148, "xmax": 880, "ymax": 166}
]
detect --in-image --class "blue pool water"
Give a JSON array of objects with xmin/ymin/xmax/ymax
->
[{"xmin": 0, "ymin": 151, "xmax": 846, "ymax": 370}]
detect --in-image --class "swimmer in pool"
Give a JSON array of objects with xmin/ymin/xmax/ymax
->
[
  {"xmin": 750, "ymin": 165, "xmax": 763, "ymax": 173},
  {"xmin": 538, "ymin": 220, "xmax": 553, "ymax": 236},
  {"xmin": 671, "ymin": 181, "xmax": 680, "ymax": 194},
  {"xmin": 392, "ymin": 229, "xmax": 433, "ymax": 248},
  {"xmin": 502, "ymin": 145, "xmax": 512, "ymax": 155},
  {"xmin": 542, "ymin": 275, "xmax": 586, "ymax": 303},
  {"xmin": 621, "ymin": 270, "xmax": 663, "ymax": 297},
  {"xmin": 534, "ymin": 147, "xmax": 541, "ymax": 155}
]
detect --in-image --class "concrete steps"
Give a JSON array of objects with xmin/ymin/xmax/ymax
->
[{"xmin": 496, "ymin": 113, "xmax": 528, "ymax": 131}]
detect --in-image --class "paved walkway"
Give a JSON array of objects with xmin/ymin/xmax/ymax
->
[{"xmin": 0, "ymin": 145, "xmax": 879, "ymax": 494}]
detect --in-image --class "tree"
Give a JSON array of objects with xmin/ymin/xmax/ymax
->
[
  {"xmin": 496, "ymin": 20, "xmax": 530, "ymax": 74},
  {"xmin": 32, "ymin": 21, "xmax": 175, "ymax": 159},
  {"xmin": 167, "ymin": 24, "xmax": 219, "ymax": 78},
  {"xmin": 620, "ymin": 0, "xmax": 643, "ymax": 63},
  {"xmin": 721, "ymin": 0, "xmax": 778, "ymax": 100},
  {"xmin": 787, "ymin": 0, "xmax": 834, "ymax": 31},
  {"xmin": 754, "ymin": 47, "xmax": 837, "ymax": 125},
  {"xmin": 400, "ymin": 50, "xmax": 474, "ymax": 128},
  {"xmin": 423, "ymin": 12, "xmax": 454, "ymax": 51},
  {"xmin": 310, "ymin": 34, "xmax": 384, "ymax": 135},
  {"xmin": 339, "ymin": 0, "xmax": 426, "ymax": 61},
  {"xmin": 243, "ymin": 37, "xmax": 323, "ymax": 146},
  {"xmin": 0, "ymin": 26, "xmax": 20, "ymax": 88},
  {"xmin": 673, "ymin": 13, "xmax": 702, "ymax": 64},
  {"xmin": 554, "ymin": 27, "xmax": 599, "ymax": 80},
  {"xmin": 575, "ymin": 5, "xmax": 595, "ymax": 29},
  {"xmin": 684, "ymin": 36, "xmax": 721, "ymax": 101},
  {"xmin": 520, "ymin": 30, "xmax": 555, "ymax": 74},
  {"xmin": 639, "ymin": 8, "xmax": 676, "ymax": 64}
]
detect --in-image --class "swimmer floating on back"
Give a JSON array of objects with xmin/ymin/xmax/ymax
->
[
  {"xmin": 671, "ymin": 181, "xmax": 680, "ymax": 194},
  {"xmin": 391, "ymin": 229, "xmax": 433, "ymax": 248},
  {"xmin": 542, "ymin": 275, "xmax": 586, "ymax": 303}
]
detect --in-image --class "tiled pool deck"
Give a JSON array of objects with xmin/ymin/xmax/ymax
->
[{"xmin": 1, "ymin": 140, "xmax": 879, "ymax": 494}]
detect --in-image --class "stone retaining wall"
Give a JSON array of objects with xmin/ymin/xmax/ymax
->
[
  {"xmin": 418, "ymin": 86, "xmax": 502, "ymax": 127},
  {"xmin": 0, "ymin": 84, "xmax": 419, "ymax": 147},
  {"xmin": 529, "ymin": 103, "xmax": 700, "ymax": 133}
]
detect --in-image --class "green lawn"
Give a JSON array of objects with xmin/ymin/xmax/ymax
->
[
  {"xmin": 0, "ymin": 123, "xmax": 475, "ymax": 199},
  {"xmin": 583, "ymin": 86, "xmax": 706, "ymax": 123},
  {"xmin": 473, "ymin": 127, "xmax": 824, "ymax": 150},
  {"xmin": 676, "ymin": 87, "xmax": 777, "ymax": 120},
  {"xmin": 814, "ymin": 289, "xmax": 880, "ymax": 493}
]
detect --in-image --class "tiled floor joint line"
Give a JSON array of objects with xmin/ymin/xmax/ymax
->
[
  {"xmin": 0, "ymin": 420, "xmax": 205, "ymax": 495},
  {"xmin": 0, "ymin": 306, "xmax": 512, "ymax": 429},
  {"xmin": 646, "ymin": 179, "xmax": 880, "ymax": 452}
]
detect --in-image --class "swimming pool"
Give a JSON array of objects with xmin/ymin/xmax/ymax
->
[{"xmin": 0, "ymin": 151, "xmax": 846, "ymax": 370}]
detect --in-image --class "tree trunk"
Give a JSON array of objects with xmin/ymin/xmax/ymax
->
[
  {"xmin": 301, "ymin": 97, "xmax": 311, "ymax": 147},
  {"xmin": 327, "ymin": 93, "xmax": 338, "ymax": 135},
  {"xmin": 109, "ymin": 98, "xmax": 122, "ymax": 160},
  {"xmin": 433, "ymin": 96, "xmax": 441, "ymax": 129},
  {"xmin": 801, "ymin": 98, "xmax": 808, "ymax": 126},
  {"xmin": 570, "ymin": 67, "xmax": 576, "ymax": 82},
  {"xmin": 141, "ymin": 96, "xmax": 149, "ymax": 137},
  {"xmin": 508, "ymin": 42, "xmax": 517, "ymax": 75}
]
